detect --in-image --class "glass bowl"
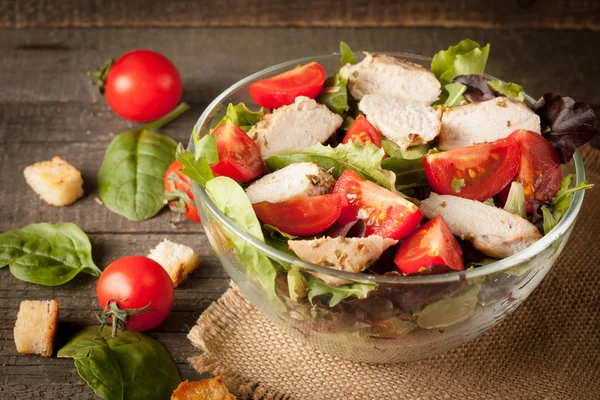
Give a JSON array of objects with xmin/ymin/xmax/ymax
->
[{"xmin": 190, "ymin": 52, "xmax": 586, "ymax": 363}]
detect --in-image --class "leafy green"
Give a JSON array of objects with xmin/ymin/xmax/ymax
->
[
  {"xmin": 212, "ymin": 102, "xmax": 264, "ymax": 133},
  {"xmin": 266, "ymin": 142, "xmax": 396, "ymax": 190},
  {"xmin": 431, "ymin": 39, "xmax": 490, "ymax": 86},
  {"xmin": 451, "ymin": 178, "xmax": 465, "ymax": 193},
  {"xmin": 340, "ymin": 41, "xmax": 356, "ymax": 65},
  {"xmin": 205, "ymin": 177, "xmax": 282, "ymax": 306},
  {"xmin": 262, "ymin": 224, "xmax": 296, "ymax": 256},
  {"xmin": 381, "ymin": 142, "xmax": 437, "ymax": 192},
  {"xmin": 288, "ymin": 267, "xmax": 307, "ymax": 302},
  {"xmin": 504, "ymin": 182, "xmax": 527, "ymax": 218},
  {"xmin": 444, "ymin": 82, "xmax": 467, "ymax": 107},
  {"xmin": 306, "ymin": 276, "xmax": 376, "ymax": 307},
  {"xmin": 0, "ymin": 223, "xmax": 101, "ymax": 286},
  {"xmin": 488, "ymin": 80, "xmax": 525, "ymax": 102},
  {"xmin": 317, "ymin": 73, "xmax": 349, "ymax": 115},
  {"xmin": 541, "ymin": 174, "xmax": 593, "ymax": 234},
  {"xmin": 176, "ymin": 143, "xmax": 214, "ymax": 186},
  {"xmin": 416, "ymin": 284, "xmax": 480, "ymax": 329},
  {"xmin": 98, "ymin": 104, "xmax": 189, "ymax": 221},
  {"xmin": 57, "ymin": 326, "xmax": 180, "ymax": 400},
  {"xmin": 381, "ymin": 139, "xmax": 431, "ymax": 160},
  {"xmin": 193, "ymin": 134, "xmax": 219, "ymax": 164}
]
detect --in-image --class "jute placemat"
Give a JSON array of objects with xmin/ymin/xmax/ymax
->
[{"xmin": 188, "ymin": 146, "xmax": 600, "ymax": 400}]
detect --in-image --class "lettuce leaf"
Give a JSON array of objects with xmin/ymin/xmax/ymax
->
[
  {"xmin": 193, "ymin": 133, "xmax": 219, "ymax": 163},
  {"xmin": 340, "ymin": 41, "xmax": 356, "ymax": 65},
  {"xmin": 488, "ymin": 80, "xmax": 525, "ymax": 102},
  {"xmin": 306, "ymin": 276, "xmax": 376, "ymax": 307},
  {"xmin": 317, "ymin": 73, "xmax": 349, "ymax": 115},
  {"xmin": 503, "ymin": 182, "xmax": 527, "ymax": 218},
  {"xmin": 443, "ymin": 82, "xmax": 467, "ymax": 107},
  {"xmin": 541, "ymin": 174, "xmax": 593, "ymax": 234},
  {"xmin": 212, "ymin": 102, "xmax": 264, "ymax": 133},
  {"xmin": 431, "ymin": 39, "xmax": 490, "ymax": 86},
  {"xmin": 453, "ymin": 75, "xmax": 525, "ymax": 103}
]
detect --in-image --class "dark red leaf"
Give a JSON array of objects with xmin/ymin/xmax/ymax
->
[{"xmin": 452, "ymin": 75, "xmax": 495, "ymax": 103}]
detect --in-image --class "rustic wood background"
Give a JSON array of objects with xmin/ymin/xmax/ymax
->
[{"xmin": 1, "ymin": 2, "xmax": 600, "ymax": 398}]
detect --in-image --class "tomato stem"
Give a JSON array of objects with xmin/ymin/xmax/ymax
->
[
  {"xmin": 140, "ymin": 102, "xmax": 190, "ymax": 132},
  {"xmin": 88, "ymin": 59, "xmax": 115, "ymax": 95},
  {"xmin": 98, "ymin": 299, "xmax": 156, "ymax": 337}
]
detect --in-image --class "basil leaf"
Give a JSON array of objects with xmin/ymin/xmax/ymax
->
[
  {"xmin": 316, "ymin": 73, "xmax": 349, "ymax": 115},
  {"xmin": 58, "ymin": 326, "xmax": 181, "ymax": 400},
  {"xmin": 0, "ymin": 223, "xmax": 101, "ymax": 286},
  {"xmin": 306, "ymin": 276, "xmax": 376, "ymax": 307},
  {"xmin": 98, "ymin": 104, "xmax": 189, "ymax": 221},
  {"xmin": 340, "ymin": 41, "xmax": 356, "ymax": 65},
  {"xmin": 176, "ymin": 143, "xmax": 214, "ymax": 186},
  {"xmin": 212, "ymin": 102, "xmax": 264, "ymax": 133}
]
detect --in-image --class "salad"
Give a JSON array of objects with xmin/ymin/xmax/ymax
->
[{"xmin": 178, "ymin": 39, "xmax": 596, "ymax": 330}]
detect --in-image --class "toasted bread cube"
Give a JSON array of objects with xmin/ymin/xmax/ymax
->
[
  {"xmin": 148, "ymin": 239, "xmax": 200, "ymax": 288},
  {"xmin": 24, "ymin": 156, "xmax": 84, "ymax": 206},
  {"xmin": 171, "ymin": 377, "xmax": 235, "ymax": 400},
  {"xmin": 14, "ymin": 300, "xmax": 59, "ymax": 357}
]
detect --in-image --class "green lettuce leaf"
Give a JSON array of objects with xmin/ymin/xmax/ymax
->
[
  {"xmin": 444, "ymin": 82, "xmax": 467, "ymax": 107},
  {"xmin": 193, "ymin": 134, "xmax": 218, "ymax": 164},
  {"xmin": 431, "ymin": 39, "xmax": 490, "ymax": 86},
  {"xmin": 212, "ymin": 102, "xmax": 264, "ymax": 133},
  {"xmin": 340, "ymin": 41, "xmax": 356, "ymax": 65},
  {"xmin": 380, "ymin": 141, "xmax": 437, "ymax": 194},
  {"xmin": 504, "ymin": 182, "xmax": 527, "ymax": 218},
  {"xmin": 542, "ymin": 174, "xmax": 593, "ymax": 234},
  {"xmin": 287, "ymin": 267, "xmax": 307, "ymax": 302},
  {"xmin": 488, "ymin": 80, "xmax": 525, "ymax": 102},
  {"xmin": 266, "ymin": 142, "xmax": 396, "ymax": 190},
  {"xmin": 317, "ymin": 73, "xmax": 349, "ymax": 115},
  {"xmin": 306, "ymin": 276, "xmax": 376, "ymax": 307}
]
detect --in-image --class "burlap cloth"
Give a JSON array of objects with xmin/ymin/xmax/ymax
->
[{"xmin": 187, "ymin": 146, "xmax": 600, "ymax": 400}]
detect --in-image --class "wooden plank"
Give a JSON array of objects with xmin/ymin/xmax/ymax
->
[{"xmin": 0, "ymin": 0, "xmax": 599, "ymax": 30}]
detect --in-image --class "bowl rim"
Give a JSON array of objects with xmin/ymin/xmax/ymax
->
[{"xmin": 190, "ymin": 51, "xmax": 587, "ymax": 285}]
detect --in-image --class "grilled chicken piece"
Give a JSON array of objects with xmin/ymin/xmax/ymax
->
[
  {"xmin": 420, "ymin": 193, "xmax": 542, "ymax": 258},
  {"xmin": 288, "ymin": 236, "xmax": 398, "ymax": 286},
  {"xmin": 358, "ymin": 94, "xmax": 442, "ymax": 149},
  {"xmin": 340, "ymin": 53, "xmax": 441, "ymax": 104},
  {"xmin": 246, "ymin": 96, "xmax": 343, "ymax": 158},
  {"xmin": 438, "ymin": 97, "xmax": 541, "ymax": 150},
  {"xmin": 245, "ymin": 162, "xmax": 335, "ymax": 204}
]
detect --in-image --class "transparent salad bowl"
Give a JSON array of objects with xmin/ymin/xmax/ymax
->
[{"xmin": 190, "ymin": 52, "xmax": 586, "ymax": 363}]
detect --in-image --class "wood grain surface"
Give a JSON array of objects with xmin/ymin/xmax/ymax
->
[
  {"xmin": 0, "ymin": 27, "xmax": 599, "ymax": 398},
  {"xmin": 1, "ymin": 0, "xmax": 599, "ymax": 30}
]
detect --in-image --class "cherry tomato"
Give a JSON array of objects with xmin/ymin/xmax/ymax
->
[
  {"xmin": 253, "ymin": 194, "xmax": 342, "ymax": 236},
  {"xmin": 497, "ymin": 130, "xmax": 562, "ymax": 207},
  {"xmin": 164, "ymin": 160, "xmax": 200, "ymax": 222},
  {"xmin": 96, "ymin": 256, "xmax": 174, "ymax": 331},
  {"xmin": 210, "ymin": 121, "xmax": 265, "ymax": 183},
  {"xmin": 424, "ymin": 137, "xmax": 520, "ymax": 201},
  {"xmin": 248, "ymin": 62, "xmax": 326, "ymax": 109},
  {"xmin": 394, "ymin": 216, "xmax": 464, "ymax": 275},
  {"xmin": 333, "ymin": 169, "xmax": 422, "ymax": 240},
  {"xmin": 342, "ymin": 115, "xmax": 383, "ymax": 147},
  {"xmin": 104, "ymin": 50, "xmax": 182, "ymax": 122}
]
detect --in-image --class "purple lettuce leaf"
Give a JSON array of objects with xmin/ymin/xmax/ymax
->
[{"xmin": 452, "ymin": 74, "xmax": 495, "ymax": 103}]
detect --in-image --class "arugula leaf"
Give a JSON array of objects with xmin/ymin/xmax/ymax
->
[
  {"xmin": 98, "ymin": 104, "xmax": 189, "ymax": 221},
  {"xmin": 504, "ymin": 182, "xmax": 527, "ymax": 218},
  {"xmin": 444, "ymin": 82, "xmax": 467, "ymax": 107},
  {"xmin": 58, "ymin": 326, "xmax": 181, "ymax": 400},
  {"xmin": 534, "ymin": 93, "xmax": 598, "ymax": 163},
  {"xmin": 0, "ymin": 223, "xmax": 101, "ymax": 286},
  {"xmin": 212, "ymin": 102, "xmax": 264, "ymax": 133},
  {"xmin": 205, "ymin": 177, "xmax": 282, "ymax": 307},
  {"xmin": 541, "ymin": 174, "xmax": 593, "ymax": 234},
  {"xmin": 340, "ymin": 41, "xmax": 356, "ymax": 65},
  {"xmin": 193, "ymin": 134, "xmax": 218, "ymax": 164},
  {"xmin": 306, "ymin": 276, "xmax": 376, "ymax": 307},
  {"xmin": 316, "ymin": 73, "xmax": 349, "ymax": 115},
  {"xmin": 488, "ymin": 80, "xmax": 525, "ymax": 102},
  {"xmin": 266, "ymin": 142, "xmax": 396, "ymax": 190},
  {"xmin": 431, "ymin": 39, "xmax": 490, "ymax": 86},
  {"xmin": 176, "ymin": 143, "xmax": 214, "ymax": 186}
]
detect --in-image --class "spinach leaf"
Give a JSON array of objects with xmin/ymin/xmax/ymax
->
[
  {"xmin": 98, "ymin": 103, "xmax": 189, "ymax": 221},
  {"xmin": 0, "ymin": 223, "xmax": 101, "ymax": 286},
  {"xmin": 306, "ymin": 276, "xmax": 376, "ymax": 307},
  {"xmin": 211, "ymin": 102, "xmax": 264, "ymax": 133},
  {"xmin": 541, "ymin": 174, "xmax": 593, "ymax": 234},
  {"xmin": 58, "ymin": 326, "xmax": 181, "ymax": 400}
]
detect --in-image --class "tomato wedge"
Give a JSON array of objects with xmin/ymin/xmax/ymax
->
[
  {"xmin": 210, "ymin": 121, "xmax": 265, "ymax": 183},
  {"xmin": 253, "ymin": 194, "xmax": 342, "ymax": 236},
  {"xmin": 333, "ymin": 169, "xmax": 422, "ymax": 240},
  {"xmin": 394, "ymin": 216, "xmax": 464, "ymax": 275},
  {"xmin": 164, "ymin": 160, "xmax": 201, "ymax": 222},
  {"xmin": 423, "ymin": 137, "xmax": 520, "ymax": 201},
  {"xmin": 248, "ymin": 62, "xmax": 326, "ymax": 109},
  {"xmin": 342, "ymin": 115, "xmax": 383, "ymax": 147},
  {"xmin": 498, "ymin": 129, "xmax": 562, "ymax": 207}
]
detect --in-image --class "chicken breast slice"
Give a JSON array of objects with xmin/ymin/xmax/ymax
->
[
  {"xmin": 420, "ymin": 193, "xmax": 542, "ymax": 259},
  {"xmin": 359, "ymin": 94, "xmax": 442, "ymax": 149},
  {"xmin": 438, "ymin": 97, "xmax": 541, "ymax": 150},
  {"xmin": 246, "ymin": 96, "xmax": 343, "ymax": 159},
  {"xmin": 340, "ymin": 53, "xmax": 441, "ymax": 104},
  {"xmin": 288, "ymin": 236, "xmax": 398, "ymax": 286},
  {"xmin": 245, "ymin": 162, "xmax": 335, "ymax": 204}
]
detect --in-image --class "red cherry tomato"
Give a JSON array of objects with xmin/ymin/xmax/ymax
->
[
  {"xmin": 96, "ymin": 256, "xmax": 174, "ymax": 331},
  {"xmin": 342, "ymin": 115, "xmax": 383, "ymax": 147},
  {"xmin": 164, "ymin": 160, "xmax": 200, "ymax": 222},
  {"xmin": 104, "ymin": 50, "xmax": 182, "ymax": 122},
  {"xmin": 394, "ymin": 216, "xmax": 464, "ymax": 275},
  {"xmin": 424, "ymin": 137, "xmax": 520, "ymax": 201},
  {"xmin": 333, "ymin": 169, "xmax": 422, "ymax": 240},
  {"xmin": 248, "ymin": 62, "xmax": 326, "ymax": 109},
  {"xmin": 210, "ymin": 121, "xmax": 265, "ymax": 183},
  {"xmin": 253, "ymin": 194, "xmax": 342, "ymax": 236},
  {"xmin": 497, "ymin": 129, "xmax": 562, "ymax": 207}
]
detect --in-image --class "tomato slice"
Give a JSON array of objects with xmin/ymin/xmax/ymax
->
[
  {"xmin": 423, "ymin": 137, "xmax": 520, "ymax": 201},
  {"xmin": 333, "ymin": 169, "xmax": 422, "ymax": 240},
  {"xmin": 394, "ymin": 216, "xmax": 464, "ymax": 275},
  {"xmin": 164, "ymin": 160, "xmax": 201, "ymax": 222},
  {"xmin": 210, "ymin": 121, "xmax": 265, "ymax": 183},
  {"xmin": 498, "ymin": 129, "xmax": 562, "ymax": 207},
  {"xmin": 253, "ymin": 194, "xmax": 342, "ymax": 236},
  {"xmin": 248, "ymin": 62, "xmax": 326, "ymax": 109},
  {"xmin": 342, "ymin": 115, "xmax": 383, "ymax": 147}
]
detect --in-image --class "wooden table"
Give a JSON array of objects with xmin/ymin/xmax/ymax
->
[{"xmin": 1, "ymin": 27, "xmax": 599, "ymax": 398}]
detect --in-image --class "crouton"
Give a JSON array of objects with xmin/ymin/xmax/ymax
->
[
  {"xmin": 14, "ymin": 300, "xmax": 59, "ymax": 357},
  {"xmin": 171, "ymin": 377, "xmax": 235, "ymax": 400},
  {"xmin": 24, "ymin": 156, "xmax": 84, "ymax": 206},
  {"xmin": 148, "ymin": 239, "xmax": 200, "ymax": 288}
]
